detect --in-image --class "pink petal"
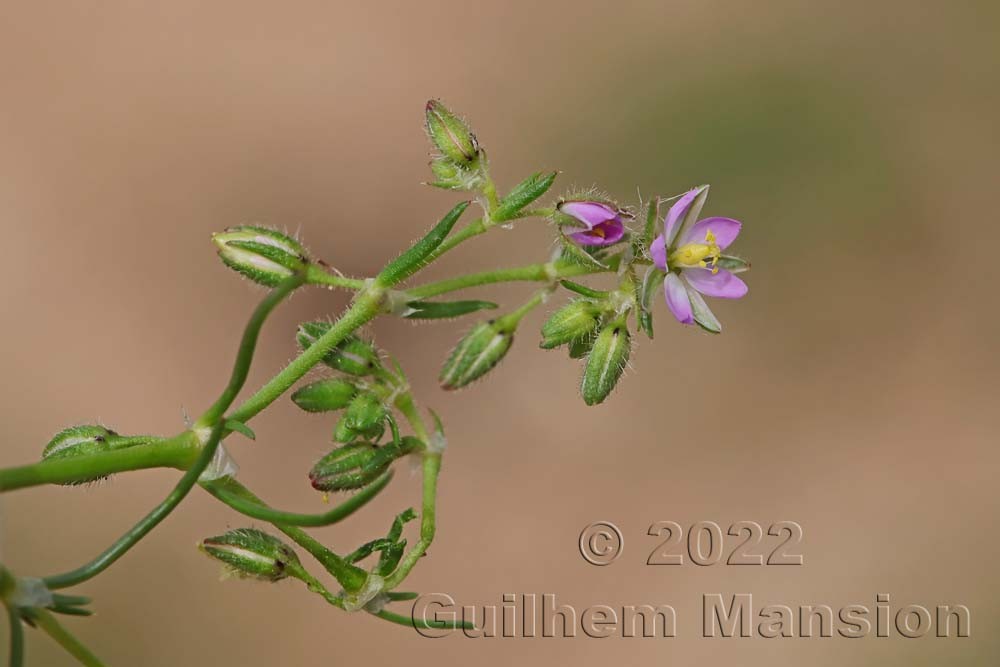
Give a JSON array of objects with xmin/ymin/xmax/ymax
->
[
  {"xmin": 649, "ymin": 234, "xmax": 667, "ymax": 270},
  {"xmin": 558, "ymin": 201, "xmax": 618, "ymax": 229},
  {"xmin": 681, "ymin": 216, "xmax": 742, "ymax": 250},
  {"xmin": 662, "ymin": 185, "xmax": 708, "ymax": 246},
  {"xmin": 683, "ymin": 267, "xmax": 748, "ymax": 299},
  {"xmin": 663, "ymin": 273, "xmax": 693, "ymax": 324},
  {"xmin": 567, "ymin": 219, "xmax": 625, "ymax": 246}
]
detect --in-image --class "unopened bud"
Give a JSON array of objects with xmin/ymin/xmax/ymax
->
[
  {"xmin": 42, "ymin": 425, "xmax": 118, "ymax": 461},
  {"xmin": 439, "ymin": 320, "xmax": 513, "ymax": 390},
  {"xmin": 568, "ymin": 336, "xmax": 593, "ymax": 359},
  {"xmin": 212, "ymin": 226, "xmax": 308, "ymax": 287},
  {"xmin": 296, "ymin": 324, "xmax": 380, "ymax": 376},
  {"xmin": 581, "ymin": 319, "xmax": 631, "ymax": 405},
  {"xmin": 199, "ymin": 528, "xmax": 300, "ymax": 581},
  {"xmin": 425, "ymin": 99, "xmax": 479, "ymax": 165},
  {"xmin": 540, "ymin": 301, "xmax": 601, "ymax": 349},
  {"xmin": 310, "ymin": 442, "xmax": 388, "ymax": 492},
  {"xmin": 345, "ymin": 392, "xmax": 387, "ymax": 433},
  {"xmin": 291, "ymin": 378, "xmax": 358, "ymax": 413},
  {"xmin": 333, "ymin": 415, "xmax": 386, "ymax": 444},
  {"xmin": 426, "ymin": 158, "xmax": 484, "ymax": 191}
]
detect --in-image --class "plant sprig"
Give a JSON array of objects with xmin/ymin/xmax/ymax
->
[{"xmin": 0, "ymin": 99, "xmax": 750, "ymax": 663}]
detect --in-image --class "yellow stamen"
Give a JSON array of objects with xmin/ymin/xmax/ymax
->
[{"xmin": 668, "ymin": 229, "xmax": 721, "ymax": 274}]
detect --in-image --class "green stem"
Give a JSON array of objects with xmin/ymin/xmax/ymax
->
[
  {"xmin": 26, "ymin": 609, "xmax": 103, "ymax": 667},
  {"xmin": 226, "ymin": 288, "xmax": 384, "ymax": 425},
  {"xmin": 475, "ymin": 152, "xmax": 501, "ymax": 213},
  {"xmin": 43, "ymin": 275, "xmax": 302, "ymax": 588},
  {"xmin": 290, "ymin": 567, "xmax": 471, "ymax": 630},
  {"xmin": 406, "ymin": 260, "xmax": 609, "ymax": 299},
  {"xmin": 497, "ymin": 288, "xmax": 550, "ymax": 328},
  {"xmin": 305, "ymin": 265, "xmax": 366, "ymax": 291},
  {"xmin": 383, "ymin": 451, "xmax": 440, "ymax": 589},
  {"xmin": 211, "ymin": 480, "xmax": 367, "ymax": 593},
  {"xmin": 42, "ymin": 423, "xmax": 224, "ymax": 590},
  {"xmin": 0, "ymin": 436, "xmax": 198, "ymax": 493},
  {"xmin": 288, "ymin": 566, "xmax": 344, "ymax": 608},
  {"xmin": 202, "ymin": 471, "xmax": 392, "ymax": 527},
  {"xmin": 393, "ymin": 393, "xmax": 429, "ymax": 441},
  {"xmin": 1, "ymin": 275, "xmax": 305, "ymax": 493},
  {"xmin": 196, "ymin": 274, "xmax": 306, "ymax": 428},
  {"xmin": 4, "ymin": 603, "xmax": 24, "ymax": 667}
]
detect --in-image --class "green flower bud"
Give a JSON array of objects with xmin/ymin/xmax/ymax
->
[
  {"xmin": 430, "ymin": 157, "xmax": 461, "ymax": 182},
  {"xmin": 425, "ymin": 99, "xmax": 479, "ymax": 165},
  {"xmin": 333, "ymin": 414, "xmax": 386, "ymax": 444},
  {"xmin": 581, "ymin": 319, "xmax": 631, "ymax": 406},
  {"xmin": 199, "ymin": 528, "xmax": 300, "ymax": 582},
  {"xmin": 291, "ymin": 378, "xmax": 358, "ymax": 413},
  {"xmin": 296, "ymin": 325, "xmax": 380, "ymax": 376},
  {"xmin": 345, "ymin": 392, "xmax": 387, "ymax": 433},
  {"xmin": 439, "ymin": 320, "xmax": 514, "ymax": 390},
  {"xmin": 212, "ymin": 226, "xmax": 308, "ymax": 287},
  {"xmin": 310, "ymin": 442, "xmax": 389, "ymax": 492},
  {"xmin": 568, "ymin": 336, "xmax": 593, "ymax": 359},
  {"xmin": 540, "ymin": 300, "xmax": 601, "ymax": 349},
  {"xmin": 332, "ymin": 416, "xmax": 357, "ymax": 444},
  {"xmin": 42, "ymin": 425, "xmax": 118, "ymax": 461},
  {"xmin": 427, "ymin": 158, "xmax": 484, "ymax": 191}
]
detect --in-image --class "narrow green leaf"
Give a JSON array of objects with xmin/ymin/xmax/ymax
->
[
  {"xmin": 402, "ymin": 299, "xmax": 498, "ymax": 319},
  {"xmin": 386, "ymin": 591, "xmax": 420, "ymax": 601},
  {"xmin": 492, "ymin": 171, "xmax": 558, "ymax": 222},
  {"xmin": 376, "ymin": 201, "xmax": 471, "ymax": 286},
  {"xmin": 225, "ymin": 420, "xmax": 256, "ymax": 440},
  {"xmin": 559, "ymin": 280, "xmax": 610, "ymax": 299}
]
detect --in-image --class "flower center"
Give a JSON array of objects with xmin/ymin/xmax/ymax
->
[
  {"xmin": 587, "ymin": 225, "xmax": 608, "ymax": 238},
  {"xmin": 668, "ymin": 229, "xmax": 721, "ymax": 273}
]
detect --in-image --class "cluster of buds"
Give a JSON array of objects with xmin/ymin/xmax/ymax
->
[
  {"xmin": 294, "ymin": 325, "xmax": 387, "ymax": 442},
  {"xmin": 292, "ymin": 322, "xmax": 418, "ymax": 491},
  {"xmin": 538, "ymin": 291, "xmax": 633, "ymax": 405}
]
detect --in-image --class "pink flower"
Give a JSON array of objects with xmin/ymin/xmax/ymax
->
[
  {"xmin": 649, "ymin": 186, "xmax": 748, "ymax": 330},
  {"xmin": 557, "ymin": 201, "xmax": 627, "ymax": 247}
]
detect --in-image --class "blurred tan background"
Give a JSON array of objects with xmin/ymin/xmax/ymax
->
[{"xmin": 2, "ymin": 1, "xmax": 998, "ymax": 664}]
